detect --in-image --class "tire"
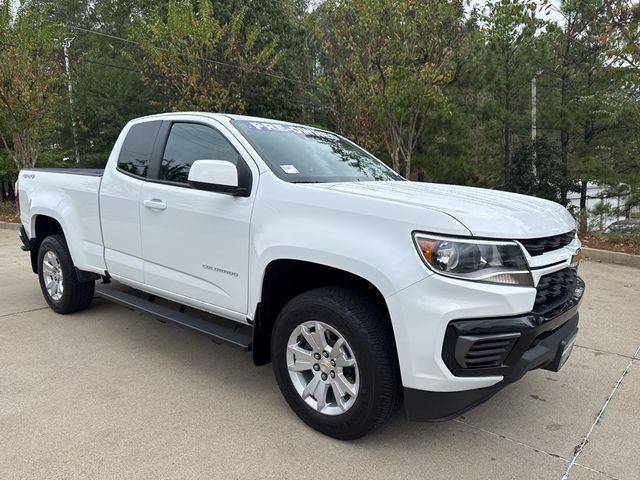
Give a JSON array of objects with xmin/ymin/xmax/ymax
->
[
  {"xmin": 271, "ymin": 286, "xmax": 400, "ymax": 440},
  {"xmin": 37, "ymin": 235, "xmax": 95, "ymax": 314}
]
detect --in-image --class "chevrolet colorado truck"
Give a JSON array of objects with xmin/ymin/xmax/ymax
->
[{"xmin": 17, "ymin": 113, "xmax": 584, "ymax": 439}]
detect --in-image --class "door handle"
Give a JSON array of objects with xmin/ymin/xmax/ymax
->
[{"xmin": 143, "ymin": 199, "xmax": 167, "ymax": 211}]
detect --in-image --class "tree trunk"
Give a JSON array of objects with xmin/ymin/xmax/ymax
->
[
  {"xmin": 381, "ymin": 117, "xmax": 401, "ymax": 174},
  {"xmin": 503, "ymin": 65, "xmax": 512, "ymax": 189},
  {"xmin": 579, "ymin": 68, "xmax": 596, "ymax": 233},
  {"xmin": 0, "ymin": 180, "xmax": 14, "ymax": 201},
  {"xmin": 13, "ymin": 130, "xmax": 39, "ymax": 169},
  {"xmin": 579, "ymin": 180, "xmax": 588, "ymax": 233},
  {"xmin": 503, "ymin": 123, "xmax": 511, "ymax": 188},
  {"xmin": 559, "ymin": 72, "xmax": 570, "ymax": 206},
  {"xmin": 390, "ymin": 126, "xmax": 401, "ymax": 174},
  {"xmin": 391, "ymin": 147, "xmax": 400, "ymax": 173},
  {"xmin": 8, "ymin": 177, "xmax": 15, "ymax": 201},
  {"xmin": 404, "ymin": 150, "xmax": 412, "ymax": 179}
]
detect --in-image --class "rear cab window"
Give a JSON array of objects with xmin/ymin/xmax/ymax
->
[{"xmin": 117, "ymin": 121, "xmax": 162, "ymax": 178}]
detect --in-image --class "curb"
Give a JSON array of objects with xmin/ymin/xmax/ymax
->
[
  {"xmin": 0, "ymin": 221, "xmax": 20, "ymax": 231},
  {"xmin": 583, "ymin": 247, "xmax": 640, "ymax": 269}
]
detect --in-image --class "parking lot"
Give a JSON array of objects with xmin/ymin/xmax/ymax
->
[{"xmin": 0, "ymin": 228, "xmax": 638, "ymax": 480}]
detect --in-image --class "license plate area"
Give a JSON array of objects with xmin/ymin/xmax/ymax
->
[
  {"xmin": 547, "ymin": 330, "xmax": 578, "ymax": 372},
  {"xmin": 559, "ymin": 332, "xmax": 577, "ymax": 369}
]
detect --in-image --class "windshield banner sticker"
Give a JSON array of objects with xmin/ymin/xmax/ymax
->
[
  {"xmin": 238, "ymin": 120, "xmax": 341, "ymax": 142},
  {"xmin": 280, "ymin": 165, "xmax": 300, "ymax": 174}
]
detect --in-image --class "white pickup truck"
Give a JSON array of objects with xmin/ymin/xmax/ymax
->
[{"xmin": 17, "ymin": 112, "xmax": 584, "ymax": 439}]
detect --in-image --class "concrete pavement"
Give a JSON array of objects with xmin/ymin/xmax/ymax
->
[{"xmin": 0, "ymin": 229, "xmax": 638, "ymax": 480}]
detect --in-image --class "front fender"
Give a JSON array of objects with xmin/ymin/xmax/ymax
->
[{"xmin": 246, "ymin": 175, "xmax": 469, "ymax": 314}]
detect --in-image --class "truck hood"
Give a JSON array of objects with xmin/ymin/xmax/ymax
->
[{"xmin": 319, "ymin": 181, "xmax": 575, "ymax": 239}]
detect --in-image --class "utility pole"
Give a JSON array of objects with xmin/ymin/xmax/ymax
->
[
  {"xmin": 531, "ymin": 76, "xmax": 537, "ymax": 145},
  {"xmin": 63, "ymin": 37, "xmax": 80, "ymax": 164},
  {"xmin": 531, "ymin": 70, "xmax": 543, "ymax": 177}
]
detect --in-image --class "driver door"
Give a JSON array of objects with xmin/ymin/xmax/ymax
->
[{"xmin": 139, "ymin": 119, "xmax": 256, "ymax": 317}]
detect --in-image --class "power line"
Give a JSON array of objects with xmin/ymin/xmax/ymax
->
[
  {"xmin": 62, "ymin": 23, "xmax": 139, "ymax": 45},
  {"xmin": 47, "ymin": 20, "xmax": 315, "ymax": 88},
  {"xmin": 81, "ymin": 58, "xmax": 142, "ymax": 74}
]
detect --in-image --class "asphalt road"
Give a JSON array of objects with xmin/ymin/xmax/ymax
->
[{"xmin": 0, "ymin": 228, "xmax": 638, "ymax": 480}]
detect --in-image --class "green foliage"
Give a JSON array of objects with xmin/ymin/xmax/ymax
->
[
  {"xmin": 0, "ymin": 1, "xmax": 66, "ymax": 168},
  {"xmin": 0, "ymin": 0, "xmax": 638, "ymax": 215},
  {"xmin": 211, "ymin": 0, "xmax": 314, "ymax": 121},
  {"xmin": 473, "ymin": 0, "xmax": 541, "ymax": 187},
  {"xmin": 48, "ymin": 0, "xmax": 166, "ymax": 167},
  {"xmin": 0, "ymin": 153, "xmax": 17, "ymax": 180},
  {"xmin": 535, "ymin": 1, "xmax": 614, "ymax": 205},
  {"xmin": 315, "ymin": 0, "xmax": 464, "ymax": 177},
  {"xmin": 589, "ymin": 200, "xmax": 612, "ymax": 231},
  {"xmin": 131, "ymin": 0, "xmax": 281, "ymax": 113},
  {"xmin": 62, "ymin": 51, "xmax": 159, "ymax": 168},
  {"xmin": 509, "ymin": 137, "xmax": 575, "ymax": 202},
  {"xmin": 603, "ymin": 1, "xmax": 640, "ymax": 68}
]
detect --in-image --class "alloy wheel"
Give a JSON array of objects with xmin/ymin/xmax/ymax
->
[{"xmin": 286, "ymin": 320, "xmax": 359, "ymax": 415}]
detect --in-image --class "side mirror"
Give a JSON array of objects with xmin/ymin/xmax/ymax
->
[{"xmin": 188, "ymin": 160, "xmax": 248, "ymax": 196}]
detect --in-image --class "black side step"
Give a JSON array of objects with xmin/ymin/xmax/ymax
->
[{"xmin": 95, "ymin": 285, "xmax": 252, "ymax": 351}]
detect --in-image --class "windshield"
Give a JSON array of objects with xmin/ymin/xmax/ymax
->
[{"xmin": 232, "ymin": 119, "xmax": 403, "ymax": 183}]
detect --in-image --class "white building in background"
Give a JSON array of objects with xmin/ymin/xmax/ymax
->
[{"xmin": 567, "ymin": 182, "xmax": 634, "ymax": 231}]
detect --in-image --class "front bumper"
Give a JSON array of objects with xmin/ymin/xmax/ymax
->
[{"xmin": 403, "ymin": 277, "xmax": 584, "ymax": 421}]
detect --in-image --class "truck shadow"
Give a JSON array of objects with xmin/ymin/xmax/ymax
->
[
  {"xmin": 85, "ymin": 295, "xmax": 587, "ymax": 458},
  {"xmin": 86, "ymin": 296, "xmax": 521, "ymax": 448}
]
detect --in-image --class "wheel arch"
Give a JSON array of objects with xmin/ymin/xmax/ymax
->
[
  {"xmin": 28, "ymin": 214, "xmax": 64, "ymax": 273},
  {"xmin": 28, "ymin": 214, "xmax": 98, "ymax": 282},
  {"xmin": 251, "ymin": 259, "xmax": 394, "ymax": 366}
]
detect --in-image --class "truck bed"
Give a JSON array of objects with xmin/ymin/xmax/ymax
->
[{"xmin": 18, "ymin": 167, "xmax": 106, "ymax": 274}]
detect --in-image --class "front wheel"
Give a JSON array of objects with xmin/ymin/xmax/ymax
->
[
  {"xmin": 271, "ymin": 287, "xmax": 400, "ymax": 439},
  {"xmin": 38, "ymin": 235, "xmax": 95, "ymax": 314}
]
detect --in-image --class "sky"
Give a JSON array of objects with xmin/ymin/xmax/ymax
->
[{"xmin": 467, "ymin": 0, "xmax": 566, "ymax": 26}]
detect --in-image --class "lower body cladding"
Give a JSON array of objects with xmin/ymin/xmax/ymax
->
[{"xmin": 386, "ymin": 267, "xmax": 584, "ymax": 422}]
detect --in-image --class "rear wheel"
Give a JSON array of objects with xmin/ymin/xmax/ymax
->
[
  {"xmin": 38, "ymin": 235, "xmax": 95, "ymax": 314},
  {"xmin": 271, "ymin": 287, "xmax": 400, "ymax": 439}
]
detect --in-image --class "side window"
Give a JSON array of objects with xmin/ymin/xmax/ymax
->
[
  {"xmin": 161, "ymin": 123, "xmax": 239, "ymax": 184},
  {"xmin": 117, "ymin": 121, "xmax": 162, "ymax": 178}
]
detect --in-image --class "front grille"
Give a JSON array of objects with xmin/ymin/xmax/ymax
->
[
  {"xmin": 534, "ymin": 268, "xmax": 578, "ymax": 316},
  {"xmin": 520, "ymin": 230, "xmax": 575, "ymax": 256},
  {"xmin": 454, "ymin": 333, "xmax": 520, "ymax": 369}
]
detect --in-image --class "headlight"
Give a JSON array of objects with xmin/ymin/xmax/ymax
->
[{"xmin": 413, "ymin": 233, "xmax": 532, "ymax": 286}]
